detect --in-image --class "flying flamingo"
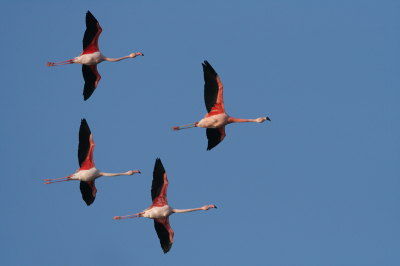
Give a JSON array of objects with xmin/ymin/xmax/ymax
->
[
  {"xmin": 46, "ymin": 11, "xmax": 144, "ymax": 100},
  {"xmin": 44, "ymin": 119, "xmax": 140, "ymax": 206},
  {"xmin": 172, "ymin": 60, "xmax": 271, "ymax": 150},
  {"xmin": 114, "ymin": 158, "xmax": 216, "ymax": 254}
]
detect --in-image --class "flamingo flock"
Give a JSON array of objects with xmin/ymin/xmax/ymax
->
[{"xmin": 45, "ymin": 11, "xmax": 271, "ymax": 254}]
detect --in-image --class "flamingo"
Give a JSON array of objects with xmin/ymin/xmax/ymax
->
[
  {"xmin": 114, "ymin": 158, "xmax": 216, "ymax": 254},
  {"xmin": 172, "ymin": 60, "xmax": 271, "ymax": 150},
  {"xmin": 44, "ymin": 119, "xmax": 140, "ymax": 206},
  {"xmin": 46, "ymin": 11, "xmax": 144, "ymax": 101}
]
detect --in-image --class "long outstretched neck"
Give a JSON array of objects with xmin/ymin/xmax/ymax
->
[
  {"xmin": 172, "ymin": 205, "xmax": 217, "ymax": 213},
  {"xmin": 99, "ymin": 170, "xmax": 141, "ymax": 177},
  {"xmin": 46, "ymin": 59, "xmax": 74, "ymax": 66},
  {"xmin": 104, "ymin": 52, "xmax": 144, "ymax": 62},
  {"xmin": 228, "ymin": 117, "xmax": 271, "ymax": 123}
]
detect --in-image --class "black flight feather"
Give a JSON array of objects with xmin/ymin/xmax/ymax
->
[
  {"xmin": 78, "ymin": 119, "xmax": 91, "ymax": 167},
  {"xmin": 154, "ymin": 220, "xmax": 173, "ymax": 254},
  {"xmin": 202, "ymin": 60, "xmax": 219, "ymax": 113},
  {"xmin": 206, "ymin": 128, "xmax": 223, "ymax": 151},
  {"xmin": 82, "ymin": 65, "xmax": 97, "ymax": 101},
  {"xmin": 151, "ymin": 158, "xmax": 166, "ymax": 201},
  {"xmin": 83, "ymin": 11, "xmax": 100, "ymax": 51},
  {"xmin": 80, "ymin": 181, "xmax": 95, "ymax": 206}
]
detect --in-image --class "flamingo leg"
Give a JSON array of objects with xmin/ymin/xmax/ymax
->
[
  {"xmin": 171, "ymin": 122, "xmax": 198, "ymax": 131},
  {"xmin": 44, "ymin": 175, "xmax": 72, "ymax": 184},
  {"xmin": 46, "ymin": 59, "xmax": 74, "ymax": 66},
  {"xmin": 113, "ymin": 212, "xmax": 143, "ymax": 220}
]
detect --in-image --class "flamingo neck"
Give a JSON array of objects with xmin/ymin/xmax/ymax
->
[
  {"xmin": 172, "ymin": 207, "xmax": 204, "ymax": 214},
  {"xmin": 227, "ymin": 117, "xmax": 257, "ymax": 123},
  {"xmin": 103, "ymin": 55, "xmax": 131, "ymax": 62},
  {"xmin": 99, "ymin": 171, "xmax": 131, "ymax": 177}
]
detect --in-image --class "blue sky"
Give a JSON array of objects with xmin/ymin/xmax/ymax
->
[{"xmin": 0, "ymin": 1, "xmax": 399, "ymax": 265}]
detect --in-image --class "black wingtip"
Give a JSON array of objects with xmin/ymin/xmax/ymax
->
[
  {"xmin": 80, "ymin": 118, "xmax": 89, "ymax": 130},
  {"xmin": 80, "ymin": 181, "xmax": 95, "ymax": 206}
]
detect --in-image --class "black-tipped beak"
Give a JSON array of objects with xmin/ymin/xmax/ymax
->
[
  {"xmin": 214, "ymin": 205, "xmax": 217, "ymax": 209},
  {"xmin": 266, "ymin": 117, "xmax": 271, "ymax": 121}
]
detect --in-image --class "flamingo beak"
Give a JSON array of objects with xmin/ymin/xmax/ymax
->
[{"xmin": 266, "ymin": 117, "xmax": 271, "ymax": 121}]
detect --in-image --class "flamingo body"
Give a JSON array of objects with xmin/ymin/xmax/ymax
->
[
  {"xmin": 46, "ymin": 11, "xmax": 143, "ymax": 100},
  {"xmin": 114, "ymin": 158, "xmax": 216, "ymax": 254},
  {"xmin": 68, "ymin": 167, "xmax": 101, "ymax": 182},
  {"xmin": 172, "ymin": 60, "xmax": 271, "ymax": 150},
  {"xmin": 197, "ymin": 113, "xmax": 230, "ymax": 128},
  {"xmin": 141, "ymin": 205, "xmax": 174, "ymax": 219},
  {"xmin": 44, "ymin": 119, "xmax": 140, "ymax": 206},
  {"xmin": 74, "ymin": 52, "xmax": 105, "ymax": 65}
]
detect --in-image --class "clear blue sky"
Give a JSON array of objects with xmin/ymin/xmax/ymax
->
[{"xmin": 1, "ymin": 1, "xmax": 399, "ymax": 265}]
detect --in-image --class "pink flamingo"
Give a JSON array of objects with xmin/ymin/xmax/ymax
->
[
  {"xmin": 114, "ymin": 158, "xmax": 216, "ymax": 254},
  {"xmin": 44, "ymin": 119, "xmax": 140, "ymax": 206},
  {"xmin": 46, "ymin": 11, "xmax": 143, "ymax": 100},
  {"xmin": 172, "ymin": 61, "xmax": 271, "ymax": 150}
]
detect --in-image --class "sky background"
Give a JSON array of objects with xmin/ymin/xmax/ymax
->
[{"xmin": 0, "ymin": 1, "xmax": 399, "ymax": 265}]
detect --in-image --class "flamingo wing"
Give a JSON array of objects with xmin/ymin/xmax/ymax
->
[
  {"xmin": 78, "ymin": 119, "xmax": 95, "ymax": 170},
  {"xmin": 82, "ymin": 65, "xmax": 101, "ymax": 101},
  {"xmin": 202, "ymin": 60, "xmax": 225, "ymax": 117},
  {"xmin": 206, "ymin": 127, "xmax": 226, "ymax": 150},
  {"xmin": 154, "ymin": 217, "xmax": 174, "ymax": 254},
  {"xmin": 80, "ymin": 180, "xmax": 97, "ymax": 206},
  {"xmin": 151, "ymin": 158, "xmax": 169, "ymax": 207},
  {"xmin": 82, "ymin": 11, "xmax": 102, "ymax": 55}
]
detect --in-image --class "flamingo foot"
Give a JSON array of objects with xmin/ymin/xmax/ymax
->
[
  {"xmin": 46, "ymin": 62, "xmax": 54, "ymax": 66},
  {"xmin": 171, "ymin": 126, "xmax": 179, "ymax": 131}
]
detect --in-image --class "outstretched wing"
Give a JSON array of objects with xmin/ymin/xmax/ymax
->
[
  {"xmin": 78, "ymin": 119, "xmax": 95, "ymax": 169},
  {"xmin": 206, "ymin": 127, "xmax": 226, "ymax": 150},
  {"xmin": 154, "ymin": 217, "xmax": 174, "ymax": 254},
  {"xmin": 82, "ymin": 11, "xmax": 102, "ymax": 55},
  {"xmin": 80, "ymin": 181, "xmax": 97, "ymax": 206},
  {"xmin": 203, "ymin": 60, "xmax": 225, "ymax": 117},
  {"xmin": 151, "ymin": 158, "xmax": 169, "ymax": 207},
  {"xmin": 82, "ymin": 65, "xmax": 101, "ymax": 101}
]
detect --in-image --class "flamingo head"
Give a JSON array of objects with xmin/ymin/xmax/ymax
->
[
  {"xmin": 127, "ymin": 170, "xmax": 141, "ymax": 175},
  {"xmin": 256, "ymin": 117, "xmax": 271, "ymax": 123},
  {"xmin": 130, "ymin": 52, "xmax": 144, "ymax": 58},
  {"xmin": 203, "ymin": 205, "xmax": 217, "ymax": 210}
]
